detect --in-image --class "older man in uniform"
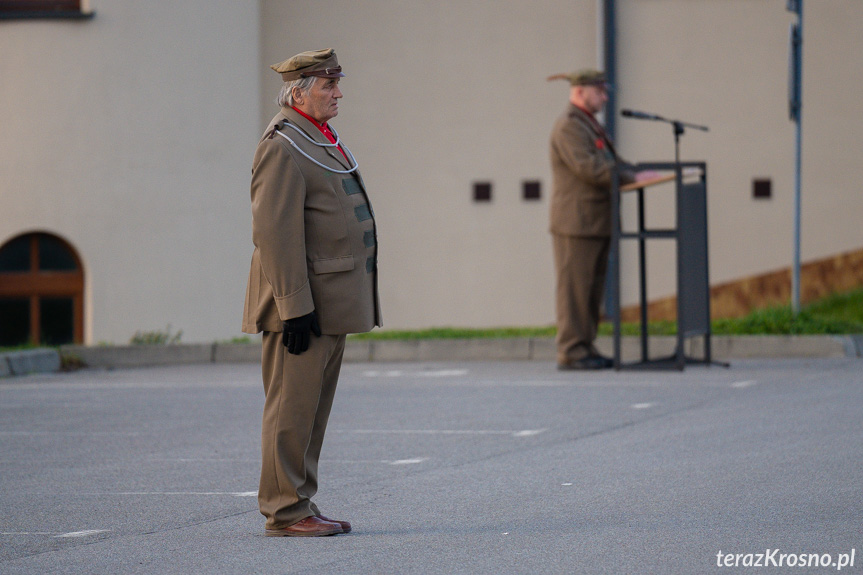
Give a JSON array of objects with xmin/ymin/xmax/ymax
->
[
  {"xmin": 548, "ymin": 69, "xmax": 650, "ymax": 370},
  {"xmin": 242, "ymin": 48, "xmax": 381, "ymax": 536}
]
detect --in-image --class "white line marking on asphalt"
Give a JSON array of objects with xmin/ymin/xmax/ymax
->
[
  {"xmin": 561, "ymin": 483, "xmax": 573, "ymax": 486},
  {"xmin": 512, "ymin": 429, "xmax": 547, "ymax": 437},
  {"xmin": 148, "ymin": 458, "xmax": 259, "ymax": 463},
  {"xmin": 732, "ymin": 380, "xmax": 758, "ymax": 388},
  {"xmin": 87, "ymin": 491, "xmax": 258, "ymax": 497},
  {"xmin": 0, "ymin": 431, "xmax": 141, "ymax": 436},
  {"xmin": 55, "ymin": 530, "xmax": 110, "ymax": 538},
  {"xmin": 362, "ymin": 369, "xmax": 469, "ymax": 378},
  {"xmin": 388, "ymin": 457, "xmax": 428, "ymax": 465},
  {"xmin": 362, "ymin": 370, "xmax": 404, "ymax": 377},
  {"xmin": 417, "ymin": 369, "xmax": 469, "ymax": 377},
  {"xmin": 631, "ymin": 402, "xmax": 655, "ymax": 409},
  {"xmin": 335, "ymin": 428, "xmax": 547, "ymax": 437}
]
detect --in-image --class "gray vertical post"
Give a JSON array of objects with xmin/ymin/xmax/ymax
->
[
  {"xmin": 788, "ymin": 0, "xmax": 803, "ymax": 314},
  {"xmin": 601, "ymin": 0, "xmax": 619, "ymax": 321}
]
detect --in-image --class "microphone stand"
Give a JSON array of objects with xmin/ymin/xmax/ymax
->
[
  {"xmin": 617, "ymin": 110, "xmax": 724, "ymax": 369},
  {"xmin": 670, "ymin": 118, "xmax": 709, "ymax": 166}
]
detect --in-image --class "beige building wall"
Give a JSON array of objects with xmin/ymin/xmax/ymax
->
[
  {"xmin": 260, "ymin": 0, "xmax": 600, "ymax": 330},
  {"xmin": 1, "ymin": 0, "xmax": 259, "ymax": 343}
]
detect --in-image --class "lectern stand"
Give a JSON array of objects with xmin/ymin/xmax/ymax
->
[{"xmin": 609, "ymin": 162, "xmax": 723, "ymax": 370}]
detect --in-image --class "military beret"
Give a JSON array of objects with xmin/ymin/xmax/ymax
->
[
  {"xmin": 547, "ymin": 69, "xmax": 608, "ymax": 87},
  {"xmin": 270, "ymin": 48, "xmax": 345, "ymax": 82}
]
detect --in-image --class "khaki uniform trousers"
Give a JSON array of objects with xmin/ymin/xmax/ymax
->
[
  {"xmin": 258, "ymin": 331, "xmax": 346, "ymax": 529},
  {"xmin": 552, "ymin": 234, "xmax": 610, "ymax": 364}
]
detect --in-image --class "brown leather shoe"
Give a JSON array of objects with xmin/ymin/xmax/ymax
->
[
  {"xmin": 265, "ymin": 516, "xmax": 343, "ymax": 537},
  {"xmin": 558, "ymin": 354, "xmax": 613, "ymax": 370},
  {"xmin": 317, "ymin": 514, "xmax": 351, "ymax": 533}
]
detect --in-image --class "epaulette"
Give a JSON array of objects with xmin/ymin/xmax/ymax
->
[{"xmin": 265, "ymin": 122, "xmax": 284, "ymax": 140}]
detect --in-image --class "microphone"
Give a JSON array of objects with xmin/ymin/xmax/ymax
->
[{"xmin": 621, "ymin": 109, "xmax": 664, "ymax": 121}]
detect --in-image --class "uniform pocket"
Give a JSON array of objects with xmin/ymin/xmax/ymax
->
[{"xmin": 312, "ymin": 255, "xmax": 355, "ymax": 274}]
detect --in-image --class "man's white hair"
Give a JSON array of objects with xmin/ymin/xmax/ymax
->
[{"xmin": 277, "ymin": 76, "xmax": 318, "ymax": 107}]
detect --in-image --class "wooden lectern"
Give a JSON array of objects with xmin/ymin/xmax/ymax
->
[{"xmin": 608, "ymin": 161, "xmax": 722, "ymax": 370}]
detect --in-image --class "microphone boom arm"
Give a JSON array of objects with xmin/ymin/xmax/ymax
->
[
  {"xmin": 620, "ymin": 109, "xmax": 709, "ymax": 165},
  {"xmin": 621, "ymin": 109, "xmax": 709, "ymax": 132}
]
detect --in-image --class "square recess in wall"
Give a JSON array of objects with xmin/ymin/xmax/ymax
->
[
  {"xmin": 523, "ymin": 180, "xmax": 541, "ymax": 200},
  {"xmin": 473, "ymin": 182, "xmax": 492, "ymax": 202},
  {"xmin": 753, "ymin": 178, "xmax": 772, "ymax": 199}
]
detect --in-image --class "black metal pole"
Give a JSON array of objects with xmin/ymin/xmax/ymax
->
[{"xmin": 637, "ymin": 188, "xmax": 648, "ymax": 362}]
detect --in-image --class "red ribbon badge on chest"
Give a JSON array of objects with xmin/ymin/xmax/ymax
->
[{"xmin": 595, "ymin": 138, "xmax": 605, "ymax": 150}]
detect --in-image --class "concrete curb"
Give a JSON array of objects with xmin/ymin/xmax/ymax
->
[
  {"xmin": 1, "ymin": 335, "xmax": 860, "ymax": 379},
  {"xmin": 60, "ymin": 344, "xmax": 214, "ymax": 369},
  {"xmin": 1, "ymin": 348, "xmax": 61, "ymax": 377},
  {"xmin": 53, "ymin": 334, "xmax": 863, "ymax": 366}
]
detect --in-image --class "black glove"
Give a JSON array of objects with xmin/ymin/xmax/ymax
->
[{"xmin": 282, "ymin": 311, "xmax": 322, "ymax": 355}]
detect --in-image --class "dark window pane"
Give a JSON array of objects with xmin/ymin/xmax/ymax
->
[
  {"xmin": 0, "ymin": 236, "xmax": 31, "ymax": 272},
  {"xmin": 0, "ymin": 298, "xmax": 30, "ymax": 347},
  {"xmin": 39, "ymin": 235, "xmax": 78, "ymax": 271},
  {"xmin": 40, "ymin": 298, "xmax": 74, "ymax": 345}
]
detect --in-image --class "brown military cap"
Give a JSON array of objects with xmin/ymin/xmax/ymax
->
[
  {"xmin": 270, "ymin": 48, "xmax": 345, "ymax": 82},
  {"xmin": 547, "ymin": 69, "xmax": 607, "ymax": 87}
]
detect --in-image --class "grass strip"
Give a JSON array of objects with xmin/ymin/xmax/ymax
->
[{"xmin": 350, "ymin": 288, "xmax": 863, "ymax": 340}]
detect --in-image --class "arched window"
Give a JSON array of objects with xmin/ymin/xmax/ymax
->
[{"xmin": 0, "ymin": 232, "xmax": 84, "ymax": 347}]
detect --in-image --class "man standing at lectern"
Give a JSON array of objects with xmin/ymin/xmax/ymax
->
[{"xmin": 548, "ymin": 69, "xmax": 650, "ymax": 370}]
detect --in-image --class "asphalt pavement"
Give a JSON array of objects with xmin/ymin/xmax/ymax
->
[{"xmin": 1, "ymin": 358, "xmax": 861, "ymax": 574}]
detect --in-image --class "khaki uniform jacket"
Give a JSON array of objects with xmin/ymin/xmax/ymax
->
[
  {"xmin": 549, "ymin": 104, "xmax": 635, "ymax": 238},
  {"xmin": 242, "ymin": 107, "xmax": 382, "ymax": 335}
]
